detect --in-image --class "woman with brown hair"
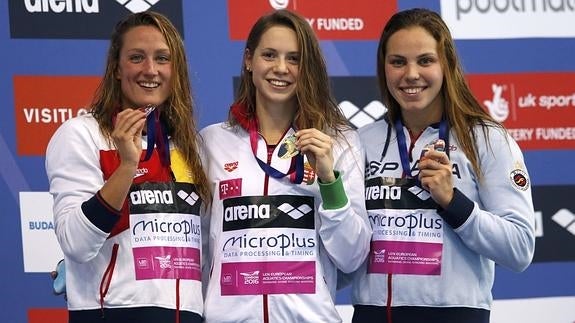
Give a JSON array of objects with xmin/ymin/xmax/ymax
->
[
  {"xmin": 353, "ymin": 8, "xmax": 535, "ymax": 323},
  {"xmin": 200, "ymin": 9, "xmax": 371, "ymax": 322},
  {"xmin": 46, "ymin": 11, "xmax": 208, "ymax": 322}
]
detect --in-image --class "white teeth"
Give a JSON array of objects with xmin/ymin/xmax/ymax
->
[
  {"xmin": 140, "ymin": 82, "xmax": 159, "ymax": 88},
  {"xmin": 269, "ymin": 79, "xmax": 289, "ymax": 87},
  {"xmin": 403, "ymin": 87, "xmax": 422, "ymax": 94}
]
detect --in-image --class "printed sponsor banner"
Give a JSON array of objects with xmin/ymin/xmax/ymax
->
[
  {"xmin": 19, "ymin": 192, "xmax": 63, "ymax": 273},
  {"xmin": 369, "ymin": 240, "xmax": 442, "ymax": 275},
  {"xmin": 221, "ymin": 261, "xmax": 315, "ymax": 295},
  {"xmin": 325, "ymin": 75, "xmax": 575, "ymax": 150},
  {"xmin": 532, "ymin": 185, "xmax": 575, "ymax": 262},
  {"xmin": 222, "ymin": 195, "xmax": 314, "ymax": 231},
  {"xmin": 9, "ymin": 0, "xmax": 184, "ymax": 39},
  {"xmin": 133, "ymin": 246, "xmax": 201, "ymax": 280},
  {"xmin": 227, "ymin": 0, "xmax": 397, "ymax": 40},
  {"xmin": 468, "ymin": 73, "xmax": 575, "ymax": 150},
  {"xmin": 440, "ymin": 0, "xmax": 575, "ymax": 39},
  {"xmin": 14, "ymin": 75, "xmax": 100, "ymax": 156}
]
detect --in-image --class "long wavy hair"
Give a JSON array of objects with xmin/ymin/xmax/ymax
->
[
  {"xmin": 90, "ymin": 11, "xmax": 210, "ymax": 203},
  {"xmin": 377, "ymin": 8, "xmax": 504, "ymax": 179},
  {"xmin": 231, "ymin": 9, "xmax": 349, "ymax": 135}
]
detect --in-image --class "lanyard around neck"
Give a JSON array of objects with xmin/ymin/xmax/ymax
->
[
  {"xmin": 142, "ymin": 108, "xmax": 170, "ymax": 166},
  {"xmin": 394, "ymin": 117, "xmax": 448, "ymax": 178},
  {"xmin": 248, "ymin": 119, "xmax": 304, "ymax": 184}
]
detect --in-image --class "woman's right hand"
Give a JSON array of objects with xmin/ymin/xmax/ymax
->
[{"xmin": 111, "ymin": 108, "xmax": 147, "ymax": 167}]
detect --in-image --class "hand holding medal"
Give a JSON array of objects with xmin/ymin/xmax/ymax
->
[
  {"xmin": 139, "ymin": 104, "xmax": 157, "ymax": 117},
  {"xmin": 418, "ymin": 138, "xmax": 453, "ymax": 208},
  {"xmin": 292, "ymin": 128, "xmax": 335, "ymax": 183},
  {"xmin": 419, "ymin": 139, "xmax": 446, "ymax": 161}
]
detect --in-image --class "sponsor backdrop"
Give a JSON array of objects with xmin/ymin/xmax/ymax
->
[{"xmin": 1, "ymin": 0, "xmax": 574, "ymax": 322}]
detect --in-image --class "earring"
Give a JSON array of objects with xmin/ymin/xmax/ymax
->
[{"xmin": 246, "ymin": 66, "xmax": 251, "ymax": 72}]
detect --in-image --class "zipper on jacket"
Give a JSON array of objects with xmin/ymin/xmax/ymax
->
[
  {"xmin": 99, "ymin": 243, "xmax": 120, "ymax": 318},
  {"xmin": 261, "ymin": 145, "xmax": 275, "ymax": 323}
]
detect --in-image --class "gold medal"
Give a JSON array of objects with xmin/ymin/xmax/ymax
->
[{"xmin": 278, "ymin": 134, "xmax": 299, "ymax": 159}]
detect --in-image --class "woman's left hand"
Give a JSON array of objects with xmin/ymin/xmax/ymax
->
[
  {"xmin": 418, "ymin": 150, "xmax": 453, "ymax": 208},
  {"xmin": 295, "ymin": 128, "xmax": 335, "ymax": 183}
]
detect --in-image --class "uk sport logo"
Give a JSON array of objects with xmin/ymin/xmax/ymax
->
[{"xmin": 483, "ymin": 83, "xmax": 510, "ymax": 122}]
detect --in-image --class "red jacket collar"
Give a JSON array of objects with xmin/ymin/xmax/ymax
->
[{"xmin": 230, "ymin": 103, "xmax": 256, "ymax": 131}]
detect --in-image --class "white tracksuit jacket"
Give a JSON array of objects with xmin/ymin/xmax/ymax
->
[
  {"xmin": 352, "ymin": 118, "xmax": 535, "ymax": 310},
  {"xmin": 45, "ymin": 113, "xmax": 204, "ymax": 318},
  {"xmin": 200, "ymin": 113, "xmax": 372, "ymax": 322}
]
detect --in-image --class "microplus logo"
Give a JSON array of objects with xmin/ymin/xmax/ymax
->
[
  {"xmin": 132, "ymin": 217, "xmax": 200, "ymax": 239},
  {"xmin": 9, "ymin": 0, "xmax": 184, "ymax": 39}
]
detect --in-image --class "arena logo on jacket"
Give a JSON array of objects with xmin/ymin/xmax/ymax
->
[
  {"xmin": 222, "ymin": 195, "xmax": 314, "ymax": 231},
  {"xmin": 220, "ymin": 195, "xmax": 316, "ymax": 295},
  {"xmin": 129, "ymin": 182, "xmax": 201, "ymax": 214},
  {"xmin": 8, "ymin": 0, "xmax": 184, "ymax": 39},
  {"xmin": 365, "ymin": 177, "xmax": 438, "ymax": 210}
]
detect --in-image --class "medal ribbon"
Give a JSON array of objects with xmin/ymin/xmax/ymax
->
[
  {"xmin": 143, "ymin": 108, "xmax": 170, "ymax": 166},
  {"xmin": 394, "ymin": 117, "xmax": 448, "ymax": 179},
  {"xmin": 248, "ymin": 118, "xmax": 304, "ymax": 184}
]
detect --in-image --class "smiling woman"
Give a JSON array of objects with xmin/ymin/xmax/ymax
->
[
  {"xmin": 199, "ymin": 9, "xmax": 372, "ymax": 323},
  {"xmin": 116, "ymin": 25, "xmax": 173, "ymax": 109},
  {"xmin": 45, "ymin": 11, "xmax": 208, "ymax": 323},
  {"xmin": 353, "ymin": 8, "xmax": 536, "ymax": 323}
]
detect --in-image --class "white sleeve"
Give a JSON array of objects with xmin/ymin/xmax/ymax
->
[
  {"xmin": 46, "ymin": 118, "xmax": 111, "ymax": 263},
  {"xmin": 317, "ymin": 130, "xmax": 372, "ymax": 273},
  {"xmin": 453, "ymin": 127, "xmax": 535, "ymax": 272}
]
